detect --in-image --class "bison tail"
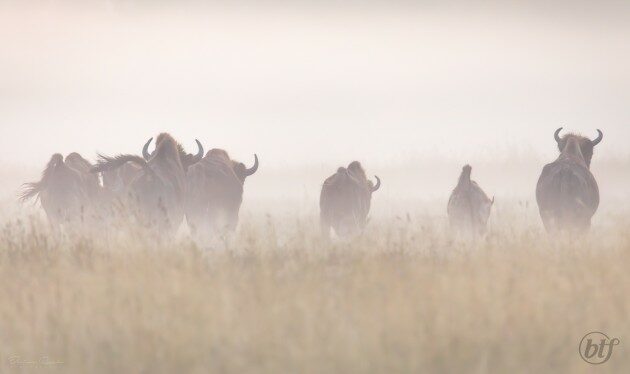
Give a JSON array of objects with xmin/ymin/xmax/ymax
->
[
  {"xmin": 19, "ymin": 182, "xmax": 41, "ymax": 203},
  {"xmin": 19, "ymin": 153, "xmax": 64, "ymax": 203}
]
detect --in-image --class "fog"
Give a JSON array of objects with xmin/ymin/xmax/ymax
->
[{"xmin": 1, "ymin": 1, "xmax": 630, "ymax": 212}]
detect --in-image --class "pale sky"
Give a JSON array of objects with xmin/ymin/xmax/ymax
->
[{"xmin": 1, "ymin": 1, "xmax": 629, "ymax": 169}]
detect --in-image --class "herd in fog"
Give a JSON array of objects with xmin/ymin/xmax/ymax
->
[{"xmin": 20, "ymin": 127, "xmax": 604, "ymax": 239}]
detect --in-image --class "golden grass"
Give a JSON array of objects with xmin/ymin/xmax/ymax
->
[{"xmin": 0, "ymin": 210, "xmax": 628, "ymax": 374}]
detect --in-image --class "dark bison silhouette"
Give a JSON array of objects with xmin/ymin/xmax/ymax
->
[
  {"xmin": 92, "ymin": 133, "xmax": 202, "ymax": 232},
  {"xmin": 185, "ymin": 149, "xmax": 258, "ymax": 238},
  {"xmin": 447, "ymin": 165, "xmax": 494, "ymax": 236},
  {"xmin": 536, "ymin": 128, "xmax": 603, "ymax": 233},
  {"xmin": 320, "ymin": 161, "xmax": 380, "ymax": 238}
]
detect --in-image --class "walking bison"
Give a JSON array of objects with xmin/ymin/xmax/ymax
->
[
  {"xmin": 536, "ymin": 128, "xmax": 603, "ymax": 233},
  {"xmin": 92, "ymin": 133, "xmax": 202, "ymax": 232},
  {"xmin": 320, "ymin": 161, "xmax": 380, "ymax": 238},
  {"xmin": 20, "ymin": 153, "xmax": 101, "ymax": 227},
  {"xmin": 447, "ymin": 165, "xmax": 494, "ymax": 236},
  {"xmin": 185, "ymin": 149, "xmax": 258, "ymax": 238}
]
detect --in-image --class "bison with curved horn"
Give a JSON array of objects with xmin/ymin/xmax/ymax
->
[
  {"xmin": 101, "ymin": 135, "xmax": 203, "ymax": 197},
  {"xmin": 143, "ymin": 136, "xmax": 204, "ymax": 171},
  {"xmin": 185, "ymin": 149, "xmax": 258, "ymax": 238},
  {"xmin": 536, "ymin": 128, "xmax": 603, "ymax": 233},
  {"xmin": 20, "ymin": 153, "xmax": 102, "ymax": 227},
  {"xmin": 319, "ymin": 161, "xmax": 380, "ymax": 238},
  {"xmin": 92, "ymin": 133, "xmax": 203, "ymax": 232},
  {"xmin": 447, "ymin": 165, "xmax": 494, "ymax": 236}
]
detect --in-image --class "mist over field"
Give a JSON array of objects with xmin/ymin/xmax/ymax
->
[
  {"xmin": 1, "ymin": 1, "xmax": 630, "ymax": 373},
  {"xmin": 1, "ymin": 1, "xmax": 630, "ymax": 165},
  {"xmin": 2, "ymin": 0, "xmax": 630, "ymax": 212}
]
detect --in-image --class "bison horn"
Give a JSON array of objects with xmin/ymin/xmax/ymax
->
[
  {"xmin": 371, "ymin": 176, "xmax": 381, "ymax": 192},
  {"xmin": 192, "ymin": 139, "xmax": 204, "ymax": 162},
  {"xmin": 244, "ymin": 154, "xmax": 259, "ymax": 176},
  {"xmin": 592, "ymin": 129, "xmax": 603, "ymax": 146},
  {"xmin": 554, "ymin": 127, "xmax": 563, "ymax": 144},
  {"xmin": 142, "ymin": 138, "xmax": 153, "ymax": 160}
]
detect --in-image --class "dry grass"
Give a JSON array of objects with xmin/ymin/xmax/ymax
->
[{"xmin": 0, "ymin": 208, "xmax": 628, "ymax": 374}]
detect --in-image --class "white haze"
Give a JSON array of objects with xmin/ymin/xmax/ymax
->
[{"xmin": 1, "ymin": 0, "xmax": 629, "ymax": 214}]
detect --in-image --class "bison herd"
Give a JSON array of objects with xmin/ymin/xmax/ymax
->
[
  {"xmin": 20, "ymin": 128, "xmax": 603, "ymax": 239},
  {"xmin": 21, "ymin": 133, "xmax": 258, "ymax": 240}
]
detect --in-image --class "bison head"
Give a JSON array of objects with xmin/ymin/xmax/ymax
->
[
  {"xmin": 554, "ymin": 127, "xmax": 602, "ymax": 168},
  {"xmin": 347, "ymin": 161, "xmax": 380, "ymax": 192},
  {"xmin": 142, "ymin": 134, "xmax": 204, "ymax": 170}
]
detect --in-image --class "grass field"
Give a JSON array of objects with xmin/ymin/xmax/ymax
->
[
  {"xmin": 0, "ymin": 203, "xmax": 628, "ymax": 373},
  {"xmin": 2, "ymin": 0, "xmax": 629, "ymax": 371}
]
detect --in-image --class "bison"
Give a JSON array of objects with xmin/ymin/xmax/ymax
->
[
  {"xmin": 92, "ymin": 133, "xmax": 202, "ymax": 232},
  {"xmin": 185, "ymin": 149, "xmax": 258, "ymax": 238},
  {"xmin": 320, "ymin": 161, "xmax": 380, "ymax": 238},
  {"xmin": 447, "ymin": 165, "xmax": 494, "ymax": 236},
  {"xmin": 536, "ymin": 128, "xmax": 603, "ymax": 233},
  {"xmin": 101, "ymin": 136, "xmax": 203, "ymax": 197},
  {"xmin": 20, "ymin": 153, "xmax": 101, "ymax": 227}
]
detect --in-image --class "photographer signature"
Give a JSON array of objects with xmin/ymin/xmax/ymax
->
[{"xmin": 7, "ymin": 355, "xmax": 64, "ymax": 367}]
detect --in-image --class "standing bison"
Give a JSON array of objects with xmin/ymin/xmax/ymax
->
[
  {"xmin": 92, "ymin": 133, "xmax": 202, "ymax": 232},
  {"xmin": 320, "ymin": 161, "xmax": 380, "ymax": 238},
  {"xmin": 447, "ymin": 165, "xmax": 494, "ymax": 236},
  {"xmin": 536, "ymin": 128, "xmax": 603, "ymax": 233},
  {"xmin": 185, "ymin": 149, "xmax": 258, "ymax": 238},
  {"xmin": 20, "ymin": 153, "xmax": 101, "ymax": 227}
]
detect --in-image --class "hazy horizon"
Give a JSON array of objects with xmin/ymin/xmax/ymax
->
[{"xmin": 2, "ymin": 0, "xmax": 630, "ymax": 219}]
